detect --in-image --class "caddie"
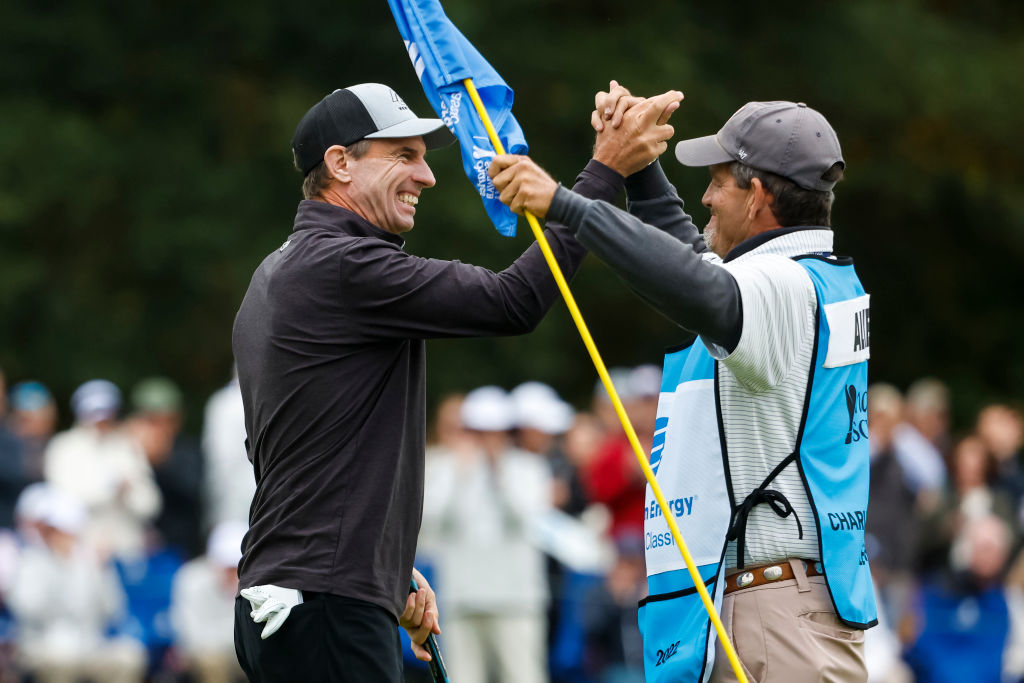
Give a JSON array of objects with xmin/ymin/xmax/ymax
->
[
  {"xmin": 230, "ymin": 82, "xmax": 657, "ymax": 683},
  {"xmin": 490, "ymin": 84, "xmax": 876, "ymax": 682}
]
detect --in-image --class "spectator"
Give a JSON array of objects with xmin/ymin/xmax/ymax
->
[
  {"xmin": 0, "ymin": 372, "xmax": 31, "ymax": 531},
  {"xmin": 865, "ymin": 383, "xmax": 918, "ymax": 624},
  {"xmin": 919, "ymin": 435, "xmax": 1017, "ymax": 585},
  {"xmin": 511, "ymin": 382, "xmax": 582, "ymax": 515},
  {"xmin": 512, "ymin": 382, "xmax": 574, "ymax": 454},
  {"xmin": 125, "ymin": 377, "xmax": 203, "ymax": 559},
  {"xmin": 510, "ymin": 381, "xmax": 591, "ymax": 683},
  {"xmin": 426, "ymin": 393, "xmax": 472, "ymax": 456},
  {"xmin": 7, "ymin": 489, "xmax": 145, "ymax": 683},
  {"xmin": 907, "ymin": 378, "xmax": 953, "ymax": 455},
  {"xmin": 582, "ymin": 365, "xmax": 661, "ymax": 540},
  {"xmin": 200, "ymin": 374, "xmax": 254, "ymax": 531},
  {"xmin": 563, "ymin": 412, "xmax": 604, "ymax": 488},
  {"xmin": 12, "ymin": 482, "xmax": 52, "ymax": 548},
  {"xmin": 421, "ymin": 386, "xmax": 551, "ymax": 683},
  {"xmin": 43, "ymin": 380, "xmax": 161, "ymax": 560},
  {"xmin": 170, "ymin": 521, "xmax": 247, "ymax": 683},
  {"xmin": 583, "ymin": 533, "xmax": 646, "ymax": 683},
  {"xmin": 891, "ymin": 379, "xmax": 950, "ymax": 501},
  {"xmin": 589, "ymin": 368, "xmax": 633, "ymax": 438},
  {"xmin": 976, "ymin": 403, "xmax": 1024, "ymax": 518},
  {"xmin": 1003, "ymin": 550, "xmax": 1024, "ymax": 681},
  {"xmin": 7, "ymin": 381, "xmax": 57, "ymax": 482},
  {"xmin": 951, "ymin": 435, "xmax": 1014, "ymax": 524},
  {"xmin": 906, "ymin": 514, "xmax": 1014, "ymax": 683}
]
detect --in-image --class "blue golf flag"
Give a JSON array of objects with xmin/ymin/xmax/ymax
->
[{"xmin": 387, "ymin": 0, "xmax": 527, "ymax": 237}]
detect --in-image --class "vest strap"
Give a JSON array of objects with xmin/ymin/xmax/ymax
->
[{"xmin": 726, "ymin": 452, "xmax": 804, "ymax": 569}]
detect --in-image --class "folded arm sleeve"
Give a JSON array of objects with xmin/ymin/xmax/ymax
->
[
  {"xmin": 340, "ymin": 160, "xmax": 623, "ymax": 340},
  {"xmin": 548, "ymin": 183, "xmax": 742, "ymax": 352}
]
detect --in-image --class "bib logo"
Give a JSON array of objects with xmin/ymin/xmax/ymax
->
[
  {"xmin": 471, "ymin": 136, "xmax": 497, "ymax": 200},
  {"xmin": 650, "ymin": 417, "xmax": 668, "ymax": 475},
  {"xmin": 388, "ymin": 89, "xmax": 409, "ymax": 112},
  {"xmin": 440, "ymin": 92, "xmax": 462, "ymax": 129},
  {"xmin": 644, "ymin": 496, "xmax": 694, "ymax": 521},
  {"xmin": 844, "ymin": 384, "xmax": 868, "ymax": 444},
  {"xmin": 655, "ymin": 641, "xmax": 681, "ymax": 667},
  {"xmin": 403, "ymin": 41, "xmax": 426, "ymax": 80}
]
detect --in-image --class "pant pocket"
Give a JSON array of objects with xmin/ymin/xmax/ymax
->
[
  {"xmin": 795, "ymin": 609, "xmax": 867, "ymax": 683},
  {"xmin": 797, "ymin": 610, "xmax": 864, "ymax": 643}
]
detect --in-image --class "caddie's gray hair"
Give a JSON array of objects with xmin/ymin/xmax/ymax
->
[
  {"xmin": 295, "ymin": 139, "xmax": 372, "ymax": 200},
  {"xmin": 730, "ymin": 161, "xmax": 844, "ymax": 227}
]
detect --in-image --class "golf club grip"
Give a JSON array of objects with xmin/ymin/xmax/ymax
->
[{"xmin": 409, "ymin": 579, "xmax": 451, "ymax": 682}]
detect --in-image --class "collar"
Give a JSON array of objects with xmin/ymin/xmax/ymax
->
[
  {"xmin": 292, "ymin": 199, "xmax": 406, "ymax": 248},
  {"xmin": 723, "ymin": 226, "xmax": 833, "ymax": 263}
]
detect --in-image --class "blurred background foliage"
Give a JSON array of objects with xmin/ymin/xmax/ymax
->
[{"xmin": 0, "ymin": 0, "xmax": 1022, "ymax": 429}]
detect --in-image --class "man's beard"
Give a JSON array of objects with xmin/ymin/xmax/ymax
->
[{"xmin": 703, "ymin": 225, "xmax": 717, "ymax": 253}]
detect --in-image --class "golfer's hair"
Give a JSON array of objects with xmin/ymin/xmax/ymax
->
[
  {"xmin": 730, "ymin": 161, "xmax": 844, "ymax": 228},
  {"xmin": 295, "ymin": 139, "xmax": 373, "ymax": 200}
]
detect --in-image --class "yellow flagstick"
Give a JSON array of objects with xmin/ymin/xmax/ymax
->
[{"xmin": 462, "ymin": 78, "xmax": 748, "ymax": 683}]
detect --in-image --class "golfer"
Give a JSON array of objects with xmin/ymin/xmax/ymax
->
[
  {"xmin": 230, "ymin": 82, "xmax": 654, "ymax": 682},
  {"xmin": 491, "ymin": 84, "xmax": 876, "ymax": 682}
]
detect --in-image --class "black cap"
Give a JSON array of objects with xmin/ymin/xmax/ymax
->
[{"xmin": 292, "ymin": 83, "xmax": 454, "ymax": 175}]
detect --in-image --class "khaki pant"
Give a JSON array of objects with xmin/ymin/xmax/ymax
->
[
  {"xmin": 20, "ymin": 636, "xmax": 146, "ymax": 683},
  {"xmin": 710, "ymin": 559, "xmax": 867, "ymax": 683},
  {"xmin": 444, "ymin": 611, "xmax": 548, "ymax": 683},
  {"xmin": 190, "ymin": 651, "xmax": 246, "ymax": 683}
]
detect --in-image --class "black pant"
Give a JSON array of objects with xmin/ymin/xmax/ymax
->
[{"xmin": 234, "ymin": 593, "xmax": 403, "ymax": 682}]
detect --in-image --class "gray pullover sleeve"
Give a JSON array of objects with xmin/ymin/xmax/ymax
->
[{"xmin": 547, "ymin": 161, "xmax": 742, "ymax": 352}]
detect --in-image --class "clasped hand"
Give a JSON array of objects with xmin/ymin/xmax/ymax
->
[
  {"xmin": 592, "ymin": 80, "xmax": 683, "ymax": 177},
  {"xmin": 488, "ymin": 81, "xmax": 683, "ymax": 218}
]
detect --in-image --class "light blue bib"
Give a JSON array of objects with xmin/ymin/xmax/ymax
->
[{"xmin": 638, "ymin": 255, "xmax": 877, "ymax": 682}]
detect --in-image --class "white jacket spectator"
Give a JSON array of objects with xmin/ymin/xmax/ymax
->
[
  {"xmin": 7, "ymin": 490, "xmax": 145, "ymax": 683},
  {"xmin": 43, "ymin": 380, "xmax": 161, "ymax": 560},
  {"xmin": 421, "ymin": 386, "xmax": 552, "ymax": 683},
  {"xmin": 171, "ymin": 520, "xmax": 247, "ymax": 683},
  {"xmin": 201, "ymin": 376, "xmax": 255, "ymax": 529},
  {"xmin": 44, "ymin": 424, "xmax": 160, "ymax": 559}
]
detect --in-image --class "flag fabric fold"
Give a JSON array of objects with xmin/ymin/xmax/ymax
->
[{"xmin": 387, "ymin": 0, "xmax": 527, "ymax": 237}]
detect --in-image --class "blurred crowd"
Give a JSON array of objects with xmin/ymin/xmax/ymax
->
[
  {"xmin": 0, "ymin": 363, "xmax": 1021, "ymax": 683},
  {"xmin": 413, "ymin": 367, "xmax": 662, "ymax": 683},
  {"xmin": 0, "ymin": 367, "xmax": 252, "ymax": 683},
  {"xmin": 414, "ymin": 374, "xmax": 1024, "ymax": 683}
]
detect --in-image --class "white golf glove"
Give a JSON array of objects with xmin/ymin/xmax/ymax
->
[{"xmin": 240, "ymin": 584, "xmax": 304, "ymax": 640}]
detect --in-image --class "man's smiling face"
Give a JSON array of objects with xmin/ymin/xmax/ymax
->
[
  {"xmin": 344, "ymin": 136, "xmax": 436, "ymax": 234},
  {"xmin": 700, "ymin": 163, "xmax": 753, "ymax": 258}
]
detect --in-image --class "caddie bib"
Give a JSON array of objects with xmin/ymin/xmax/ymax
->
[{"xmin": 638, "ymin": 254, "xmax": 877, "ymax": 682}]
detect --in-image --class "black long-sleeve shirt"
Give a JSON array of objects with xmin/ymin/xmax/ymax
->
[
  {"xmin": 548, "ymin": 161, "xmax": 743, "ymax": 352},
  {"xmin": 232, "ymin": 160, "xmax": 622, "ymax": 619}
]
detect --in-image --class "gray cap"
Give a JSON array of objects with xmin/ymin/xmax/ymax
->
[
  {"xmin": 71, "ymin": 379, "xmax": 121, "ymax": 424},
  {"xmin": 674, "ymin": 101, "xmax": 844, "ymax": 191},
  {"xmin": 292, "ymin": 83, "xmax": 454, "ymax": 175}
]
